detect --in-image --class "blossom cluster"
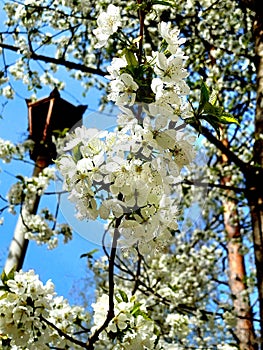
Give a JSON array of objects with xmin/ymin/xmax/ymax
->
[
  {"xmin": 58, "ymin": 5, "xmax": 197, "ymax": 254},
  {"xmin": 104, "ymin": 20, "xmax": 190, "ymax": 122},
  {"xmin": 0, "ymin": 139, "xmax": 33, "ymax": 164},
  {"xmin": 23, "ymin": 210, "xmax": 72, "ymax": 249},
  {"xmin": 58, "ymin": 112, "xmax": 195, "ymax": 253},
  {"xmin": 93, "ymin": 5, "xmax": 122, "ymax": 48},
  {"xmin": 90, "ymin": 240, "xmax": 229, "ymax": 348},
  {"xmin": 7, "ymin": 168, "xmax": 56, "ymax": 213},
  {"xmin": 0, "ymin": 270, "xmax": 90, "ymax": 349},
  {"xmin": 0, "ymin": 138, "xmax": 17, "ymax": 163},
  {"xmin": 91, "ymin": 293, "xmax": 158, "ymax": 349}
]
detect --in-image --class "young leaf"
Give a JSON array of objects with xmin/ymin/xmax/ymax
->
[
  {"xmin": 203, "ymin": 102, "xmax": 223, "ymax": 117},
  {"xmin": 80, "ymin": 249, "xmax": 99, "ymax": 259},
  {"xmin": 131, "ymin": 302, "xmax": 141, "ymax": 316},
  {"xmin": 73, "ymin": 145, "xmax": 82, "ymax": 162},
  {"xmin": 0, "ymin": 291, "xmax": 8, "ymax": 299},
  {"xmin": 218, "ymin": 114, "xmax": 240, "ymax": 125},
  {"xmin": 1, "ymin": 266, "xmax": 16, "ymax": 285},
  {"xmin": 131, "ymin": 303, "xmax": 151, "ymax": 319},
  {"xmin": 198, "ymin": 80, "xmax": 210, "ymax": 114},
  {"xmin": 123, "ymin": 49, "xmax": 138, "ymax": 67},
  {"xmin": 118, "ymin": 289, "xmax": 128, "ymax": 303},
  {"xmin": 115, "ymin": 294, "xmax": 122, "ymax": 303}
]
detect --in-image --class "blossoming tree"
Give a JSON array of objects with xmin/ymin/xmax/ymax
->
[{"xmin": 0, "ymin": 0, "xmax": 262, "ymax": 349}]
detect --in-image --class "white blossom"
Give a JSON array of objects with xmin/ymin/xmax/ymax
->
[
  {"xmin": 108, "ymin": 73, "xmax": 139, "ymax": 106},
  {"xmin": 0, "ymin": 138, "xmax": 17, "ymax": 162},
  {"xmin": 159, "ymin": 21, "xmax": 187, "ymax": 57},
  {"xmin": 93, "ymin": 5, "xmax": 122, "ymax": 48},
  {"xmin": 154, "ymin": 52, "xmax": 189, "ymax": 83},
  {"xmin": 0, "ymin": 270, "xmax": 89, "ymax": 349},
  {"xmin": 2, "ymin": 85, "xmax": 14, "ymax": 99}
]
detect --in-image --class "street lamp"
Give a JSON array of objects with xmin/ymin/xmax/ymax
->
[
  {"xmin": 27, "ymin": 87, "xmax": 87, "ymax": 165},
  {"xmin": 4, "ymin": 88, "xmax": 87, "ymax": 274}
]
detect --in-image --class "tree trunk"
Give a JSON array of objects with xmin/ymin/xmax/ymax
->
[
  {"xmin": 245, "ymin": 5, "xmax": 263, "ymax": 349},
  {"xmin": 221, "ymin": 135, "xmax": 256, "ymax": 349}
]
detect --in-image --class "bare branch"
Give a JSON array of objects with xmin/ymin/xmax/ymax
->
[{"xmin": 0, "ymin": 42, "xmax": 106, "ymax": 76}]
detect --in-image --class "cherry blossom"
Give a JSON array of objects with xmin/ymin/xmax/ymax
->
[
  {"xmin": 93, "ymin": 4, "xmax": 122, "ymax": 48},
  {"xmin": 159, "ymin": 21, "xmax": 187, "ymax": 57},
  {"xmin": 0, "ymin": 270, "xmax": 89, "ymax": 349},
  {"xmin": 108, "ymin": 73, "xmax": 139, "ymax": 106}
]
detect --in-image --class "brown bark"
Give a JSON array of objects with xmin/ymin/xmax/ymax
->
[
  {"xmin": 221, "ymin": 136, "xmax": 256, "ymax": 349},
  {"xmin": 246, "ymin": 5, "xmax": 263, "ymax": 349}
]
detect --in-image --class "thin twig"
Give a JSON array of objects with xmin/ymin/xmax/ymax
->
[
  {"xmin": 86, "ymin": 216, "xmax": 121, "ymax": 349},
  {"xmin": 132, "ymin": 253, "xmax": 141, "ymax": 295},
  {"xmin": 137, "ymin": 0, "xmax": 145, "ymax": 64},
  {"xmin": 40, "ymin": 315, "xmax": 88, "ymax": 349}
]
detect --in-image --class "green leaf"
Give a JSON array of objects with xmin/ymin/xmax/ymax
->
[
  {"xmin": 123, "ymin": 49, "xmax": 138, "ymax": 67},
  {"xmin": 194, "ymin": 80, "xmax": 239, "ymax": 135},
  {"xmin": 168, "ymin": 283, "xmax": 176, "ymax": 292},
  {"xmin": 1, "ymin": 267, "xmax": 15, "ymax": 285},
  {"xmin": 115, "ymin": 295, "xmax": 122, "ymax": 303},
  {"xmin": 1, "ymin": 270, "xmax": 7, "ymax": 284},
  {"xmin": 72, "ymin": 145, "xmax": 82, "ymax": 162},
  {"xmin": 131, "ymin": 302, "xmax": 141, "ymax": 316},
  {"xmin": 203, "ymin": 102, "xmax": 223, "ymax": 117},
  {"xmin": 201, "ymin": 102, "xmax": 239, "ymax": 128},
  {"xmin": 218, "ymin": 115, "xmax": 240, "ymax": 125},
  {"xmin": 198, "ymin": 80, "xmax": 210, "ymax": 114},
  {"xmin": 53, "ymin": 128, "xmax": 69, "ymax": 138},
  {"xmin": 118, "ymin": 289, "xmax": 128, "ymax": 303},
  {"xmin": 131, "ymin": 303, "xmax": 151, "ymax": 319},
  {"xmin": 0, "ymin": 291, "xmax": 8, "ymax": 299},
  {"xmin": 80, "ymin": 249, "xmax": 99, "ymax": 259}
]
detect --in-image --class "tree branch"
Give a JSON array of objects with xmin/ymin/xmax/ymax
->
[
  {"xmin": 189, "ymin": 121, "xmax": 251, "ymax": 175},
  {"xmin": 40, "ymin": 315, "xmax": 88, "ymax": 349},
  {"xmin": 182, "ymin": 179, "xmax": 247, "ymax": 194},
  {"xmin": 0, "ymin": 42, "xmax": 106, "ymax": 77}
]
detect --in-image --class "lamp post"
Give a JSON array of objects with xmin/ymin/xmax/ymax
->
[{"xmin": 4, "ymin": 88, "xmax": 87, "ymax": 274}]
